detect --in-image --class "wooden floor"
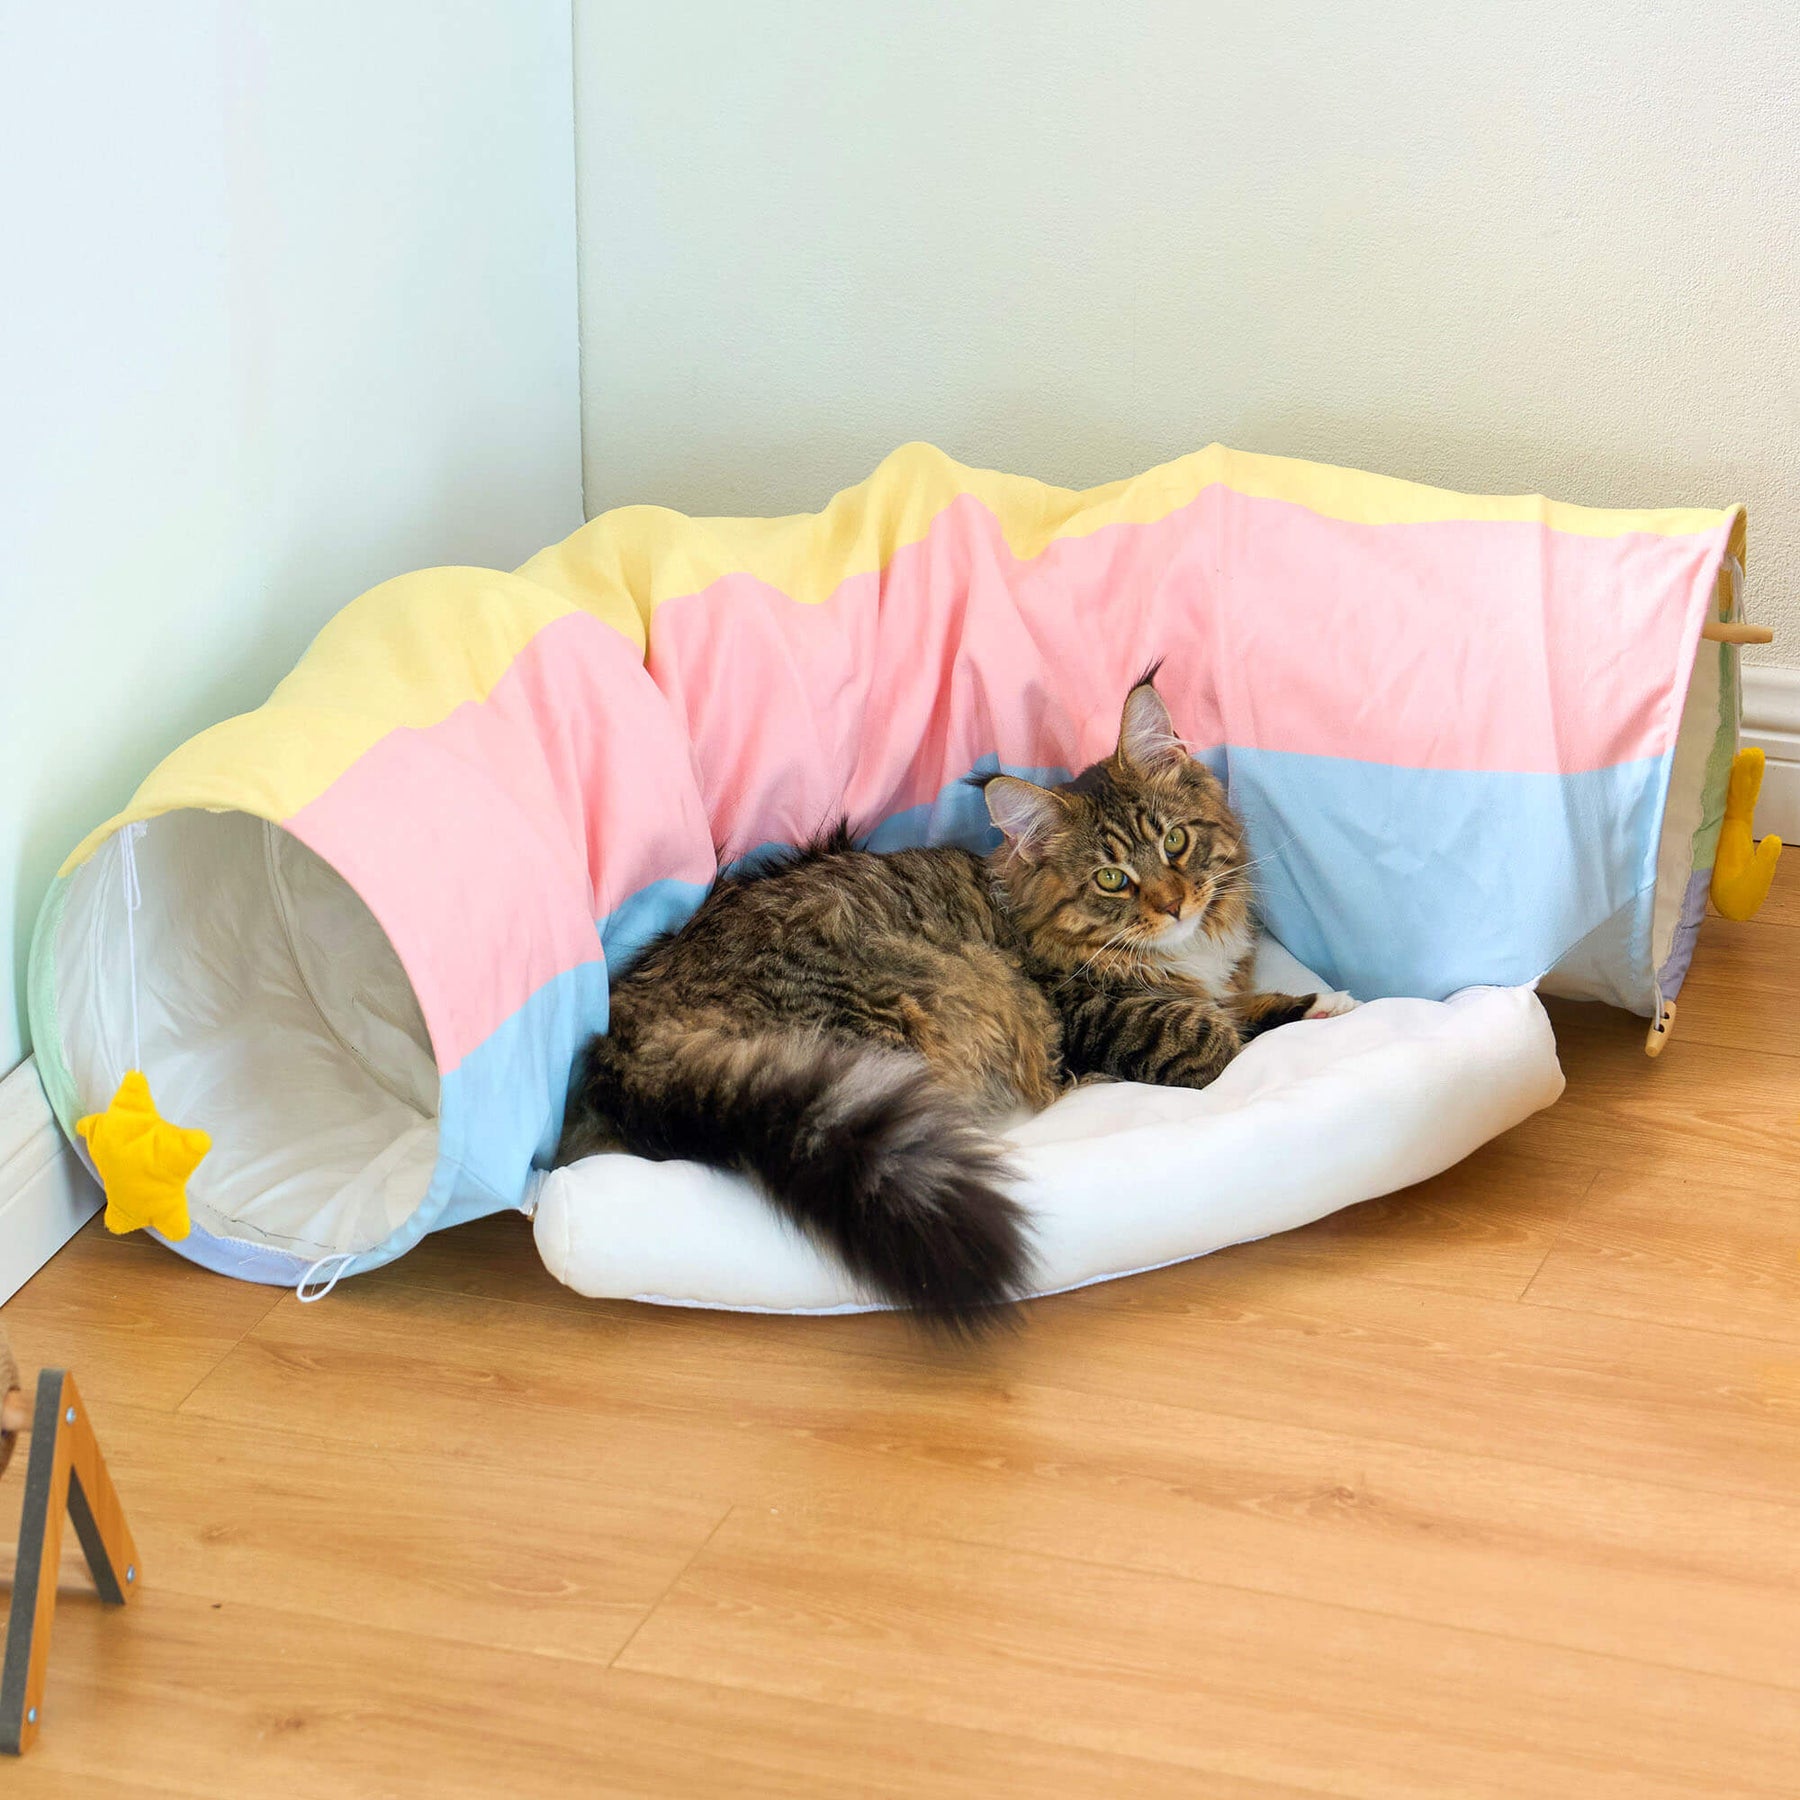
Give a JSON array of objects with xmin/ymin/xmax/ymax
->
[{"xmin": 4, "ymin": 877, "xmax": 1798, "ymax": 1797}]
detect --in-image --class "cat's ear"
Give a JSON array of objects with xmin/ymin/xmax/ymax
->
[
  {"xmin": 1116, "ymin": 673, "xmax": 1186, "ymax": 775},
  {"xmin": 983, "ymin": 775, "xmax": 1068, "ymax": 856}
]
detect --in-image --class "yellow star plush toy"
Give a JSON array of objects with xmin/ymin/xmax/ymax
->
[{"xmin": 76, "ymin": 1071, "xmax": 210, "ymax": 1240}]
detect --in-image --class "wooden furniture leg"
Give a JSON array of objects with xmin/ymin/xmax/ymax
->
[{"xmin": 1, "ymin": 1370, "xmax": 140, "ymax": 1755}]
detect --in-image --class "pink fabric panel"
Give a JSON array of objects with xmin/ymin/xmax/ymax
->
[
  {"xmin": 288, "ymin": 611, "xmax": 714, "ymax": 1072},
  {"xmin": 646, "ymin": 489, "xmax": 1729, "ymax": 860}
]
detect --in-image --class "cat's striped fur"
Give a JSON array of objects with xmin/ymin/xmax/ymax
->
[{"xmin": 558, "ymin": 669, "xmax": 1325, "ymax": 1330}]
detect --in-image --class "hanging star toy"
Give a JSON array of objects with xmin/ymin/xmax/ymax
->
[
  {"xmin": 1711, "ymin": 747, "xmax": 1783, "ymax": 922},
  {"xmin": 76, "ymin": 1071, "xmax": 210, "ymax": 1241}
]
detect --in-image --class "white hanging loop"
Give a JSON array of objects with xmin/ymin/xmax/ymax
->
[
  {"xmin": 118, "ymin": 822, "xmax": 148, "ymax": 1071},
  {"xmin": 296, "ymin": 1252, "xmax": 357, "ymax": 1303}
]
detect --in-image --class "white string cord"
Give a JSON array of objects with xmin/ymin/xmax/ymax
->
[
  {"xmin": 296, "ymin": 1252, "xmax": 357, "ymax": 1303},
  {"xmin": 119, "ymin": 822, "xmax": 147, "ymax": 1070}
]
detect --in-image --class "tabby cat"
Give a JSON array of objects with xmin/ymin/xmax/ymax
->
[{"xmin": 558, "ymin": 669, "xmax": 1350, "ymax": 1329}]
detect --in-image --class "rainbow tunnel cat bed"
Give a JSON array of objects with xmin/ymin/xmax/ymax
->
[{"xmin": 30, "ymin": 444, "xmax": 1748, "ymax": 1306}]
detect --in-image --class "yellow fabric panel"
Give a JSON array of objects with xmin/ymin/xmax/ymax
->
[
  {"xmin": 61, "ymin": 440, "xmax": 1740, "ymax": 878},
  {"xmin": 59, "ymin": 567, "xmax": 628, "ymax": 874},
  {"xmin": 518, "ymin": 439, "xmax": 1739, "ymax": 622}
]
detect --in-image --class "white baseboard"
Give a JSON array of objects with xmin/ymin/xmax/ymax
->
[
  {"xmin": 0, "ymin": 1056, "xmax": 100, "ymax": 1306},
  {"xmin": 1743, "ymin": 666, "xmax": 1800, "ymax": 843}
]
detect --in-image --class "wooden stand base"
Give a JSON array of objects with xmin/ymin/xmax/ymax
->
[{"xmin": 1, "ymin": 1371, "xmax": 140, "ymax": 1755}]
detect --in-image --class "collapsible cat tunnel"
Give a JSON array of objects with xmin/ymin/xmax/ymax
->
[{"xmin": 28, "ymin": 444, "xmax": 1755, "ymax": 1301}]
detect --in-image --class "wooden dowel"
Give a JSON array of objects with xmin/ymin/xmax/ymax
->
[
  {"xmin": 1701, "ymin": 620, "xmax": 1774, "ymax": 645},
  {"xmin": 2, "ymin": 1390, "xmax": 29, "ymax": 1436}
]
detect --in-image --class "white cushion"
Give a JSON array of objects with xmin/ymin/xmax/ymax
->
[{"xmin": 529, "ymin": 940, "xmax": 1564, "ymax": 1313}]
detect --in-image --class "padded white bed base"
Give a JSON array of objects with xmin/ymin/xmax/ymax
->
[{"xmin": 530, "ymin": 942, "xmax": 1564, "ymax": 1314}]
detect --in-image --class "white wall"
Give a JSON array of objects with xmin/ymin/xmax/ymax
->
[
  {"xmin": 573, "ymin": 0, "xmax": 1799, "ymax": 659},
  {"xmin": 0, "ymin": 2, "xmax": 582, "ymax": 1071},
  {"xmin": 7, "ymin": 2, "xmax": 1795, "ymax": 1072}
]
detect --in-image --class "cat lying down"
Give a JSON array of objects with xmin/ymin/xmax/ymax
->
[{"xmin": 558, "ymin": 668, "xmax": 1355, "ymax": 1330}]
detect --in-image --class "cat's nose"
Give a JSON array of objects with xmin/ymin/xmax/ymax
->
[{"xmin": 1154, "ymin": 893, "xmax": 1183, "ymax": 919}]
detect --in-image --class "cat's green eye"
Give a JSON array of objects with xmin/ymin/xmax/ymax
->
[
  {"xmin": 1162, "ymin": 825, "xmax": 1189, "ymax": 857},
  {"xmin": 1094, "ymin": 866, "xmax": 1130, "ymax": 893}
]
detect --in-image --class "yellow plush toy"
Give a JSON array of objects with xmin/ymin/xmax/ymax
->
[
  {"xmin": 76, "ymin": 1070, "xmax": 210, "ymax": 1241},
  {"xmin": 1710, "ymin": 748, "xmax": 1783, "ymax": 922}
]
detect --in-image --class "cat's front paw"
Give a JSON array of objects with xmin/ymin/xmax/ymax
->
[{"xmin": 1305, "ymin": 990, "xmax": 1360, "ymax": 1019}]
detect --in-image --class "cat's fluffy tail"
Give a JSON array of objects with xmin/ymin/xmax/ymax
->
[{"xmin": 560, "ymin": 1028, "xmax": 1032, "ymax": 1332}]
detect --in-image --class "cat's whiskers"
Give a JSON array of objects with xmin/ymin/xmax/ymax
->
[
  {"xmin": 1057, "ymin": 922, "xmax": 1148, "ymax": 992},
  {"xmin": 1227, "ymin": 834, "xmax": 1298, "ymax": 878}
]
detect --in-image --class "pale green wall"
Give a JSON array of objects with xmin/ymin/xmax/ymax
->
[
  {"xmin": 573, "ymin": 0, "xmax": 1799, "ymax": 651},
  {"xmin": 0, "ymin": 3, "xmax": 583, "ymax": 1071}
]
